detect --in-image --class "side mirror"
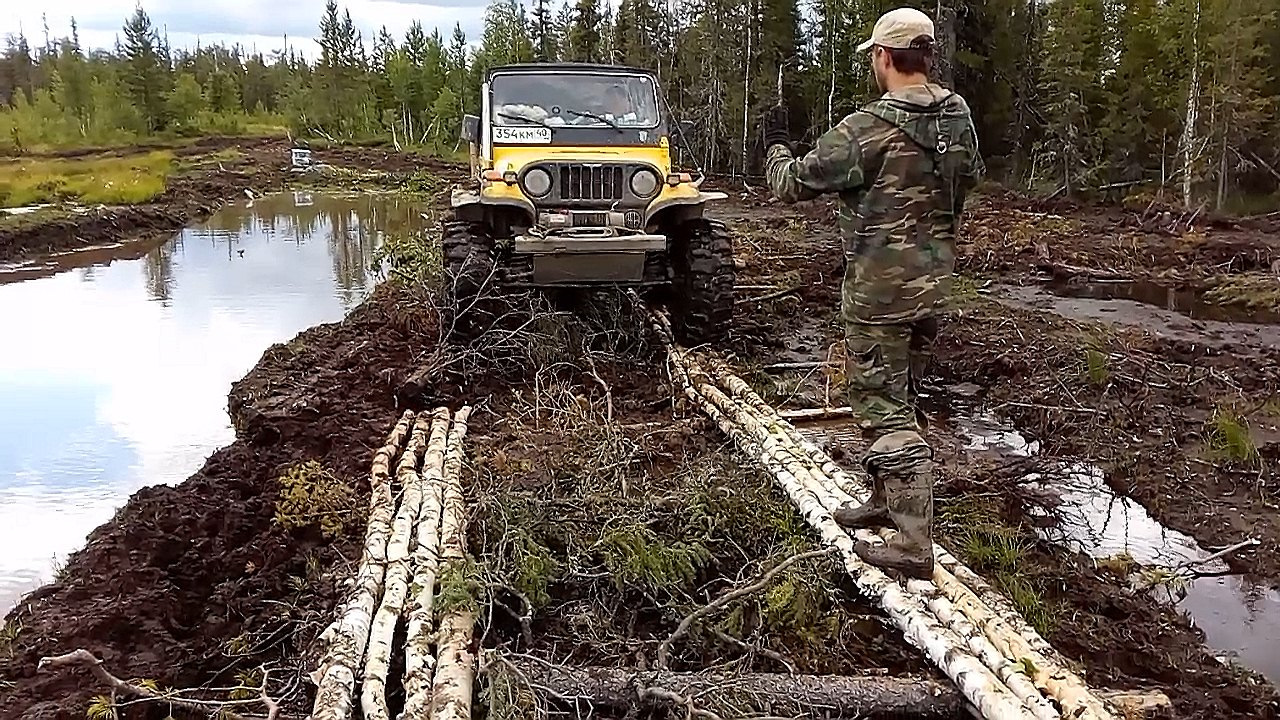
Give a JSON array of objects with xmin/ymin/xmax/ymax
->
[
  {"xmin": 678, "ymin": 119, "xmax": 695, "ymax": 136},
  {"xmin": 460, "ymin": 114, "xmax": 480, "ymax": 143}
]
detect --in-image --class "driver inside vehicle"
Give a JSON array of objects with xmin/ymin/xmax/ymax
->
[{"xmin": 602, "ymin": 85, "xmax": 638, "ymax": 123}]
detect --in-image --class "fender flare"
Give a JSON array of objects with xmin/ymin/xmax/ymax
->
[{"xmin": 644, "ymin": 191, "xmax": 728, "ymax": 225}]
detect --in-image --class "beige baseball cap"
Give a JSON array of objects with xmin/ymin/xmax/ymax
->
[{"xmin": 856, "ymin": 7, "xmax": 935, "ymax": 53}]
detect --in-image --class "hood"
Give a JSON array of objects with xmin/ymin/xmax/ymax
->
[{"xmin": 861, "ymin": 83, "xmax": 972, "ymax": 154}]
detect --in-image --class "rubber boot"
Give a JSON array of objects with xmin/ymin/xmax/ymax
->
[
  {"xmin": 852, "ymin": 431, "xmax": 935, "ymax": 580},
  {"xmin": 832, "ymin": 474, "xmax": 889, "ymax": 530}
]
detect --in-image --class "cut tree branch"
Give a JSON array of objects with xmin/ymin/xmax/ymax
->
[
  {"xmin": 657, "ymin": 548, "xmax": 832, "ymax": 669},
  {"xmin": 38, "ymin": 650, "xmax": 278, "ymax": 720}
]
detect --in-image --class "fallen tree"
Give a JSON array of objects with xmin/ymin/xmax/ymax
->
[
  {"xmin": 311, "ymin": 410, "xmax": 417, "ymax": 720},
  {"xmin": 363, "ymin": 411, "xmax": 435, "ymax": 720},
  {"xmin": 428, "ymin": 406, "xmax": 477, "ymax": 720},
  {"xmin": 492, "ymin": 658, "xmax": 964, "ymax": 719},
  {"xmin": 648, "ymin": 308, "xmax": 1130, "ymax": 720},
  {"xmin": 400, "ymin": 408, "xmax": 454, "ymax": 719}
]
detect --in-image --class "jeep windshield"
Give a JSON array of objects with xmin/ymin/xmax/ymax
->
[{"xmin": 491, "ymin": 72, "xmax": 660, "ymax": 129}]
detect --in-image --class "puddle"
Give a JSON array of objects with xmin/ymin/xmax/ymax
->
[
  {"xmin": 960, "ymin": 414, "xmax": 1280, "ymax": 683},
  {"xmin": 1046, "ymin": 278, "xmax": 1280, "ymax": 325},
  {"xmin": 1022, "ymin": 464, "xmax": 1222, "ymax": 570},
  {"xmin": 0, "ymin": 203, "xmax": 55, "ymax": 215},
  {"xmin": 0, "ymin": 191, "xmax": 426, "ymax": 611},
  {"xmin": 997, "ymin": 283, "xmax": 1280, "ymax": 351}
]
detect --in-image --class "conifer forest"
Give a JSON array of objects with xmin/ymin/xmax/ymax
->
[{"xmin": 2, "ymin": 0, "xmax": 1279, "ymax": 208}]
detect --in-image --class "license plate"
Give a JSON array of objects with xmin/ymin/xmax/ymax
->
[{"xmin": 493, "ymin": 126, "xmax": 552, "ymax": 144}]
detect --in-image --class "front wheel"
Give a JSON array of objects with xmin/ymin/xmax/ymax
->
[
  {"xmin": 441, "ymin": 219, "xmax": 496, "ymax": 303},
  {"xmin": 668, "ymin": 218, "xmax": 735, "ymax": 346}
]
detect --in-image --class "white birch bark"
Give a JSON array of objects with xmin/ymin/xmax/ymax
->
[
  {"xmin": 399, "ymin": 408, "xmax": 454, "ymax": 720},
  {"xmin": 694, "ymin": 352, "xmax": 1120, "ymax": 720},
  {"xmin": 650, "ymin": 319, "xmax": 1129, "ymax": 719},
  {"xmin": 1180, "ymin": 0, "xmax": 1202, "ymax": 209},
  {"xmin": 310, "ymin": 410, "xmax": 416, "ymax": 720},
  {"xmin": 663, "ymin": 354, "xmax": 1037, "ymax": 720},
  {"xmin": 429, "ymin": 406, "xmax": 477, "ymax": 720},
  {"xmin": 363, "ymin": 413, "xmax": 435, "ymax": 720}
]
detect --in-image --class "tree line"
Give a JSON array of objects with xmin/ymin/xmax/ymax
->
[{"xmin": 1, "ymin": 0, "xmax": 1277, "ymax": 209}]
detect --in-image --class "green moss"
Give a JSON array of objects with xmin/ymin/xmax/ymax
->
[
  {"xmin": 436, "ymin": 557, "xmax": 483, "ymax": 616},
  {"xmin": 504, "ymin": 529, "xmax": 561, "ymax": 609},
  {"xmin": 946, "ymin": 274, "xmax": 984, "ymax": 308},
  {"xmin": 1203, "ymin": 273, "xmax": 1280, "ymax": 314}
]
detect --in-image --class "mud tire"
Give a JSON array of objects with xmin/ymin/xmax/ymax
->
[
  {"xmin": 442, "ymin": 219, "xmax": 497, "ymax": 302},
  {"xmin": 440, "ymin": 219, "xmax": 500, "ymax": 343},
  {"xmin": 669, "ymin": 218, "xmax": 735, "ymax": 346}
]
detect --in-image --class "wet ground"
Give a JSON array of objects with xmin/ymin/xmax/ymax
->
[
  {"xmin": 0, "ymin": 191, "xmax": 425, "ymax": 610},
  {"xmin": 2, "ymin": 144, "xmax": 1279, "ymax": 719}
]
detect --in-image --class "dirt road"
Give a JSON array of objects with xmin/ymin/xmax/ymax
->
[{"xmin": 1, "ymin": 141, "xmax": 1277, "ymax": 719}]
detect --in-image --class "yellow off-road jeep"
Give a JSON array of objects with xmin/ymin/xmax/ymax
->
[{"xmin": 446, "ymin": 62, "xmax": 735, "ymax": 345}]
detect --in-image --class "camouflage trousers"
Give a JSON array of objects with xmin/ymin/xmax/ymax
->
[
  {"xmin": 844, "ymin": 316, "xmax": 938, "ymax": 434},
  {"xmin": 845, "ymin": 317, "xmax": 938, "ymax": 546}
]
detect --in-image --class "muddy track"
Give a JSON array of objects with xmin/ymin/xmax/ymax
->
[{"xmin": 2, "ymin": 147, "xmax": 1279, "ymax": 718}]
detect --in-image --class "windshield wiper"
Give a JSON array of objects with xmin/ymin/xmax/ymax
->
[
  {"xmin": 566, "ymin": 109, "xmax": 623, "ymax": 132},
  {"xmin": 497, "ymin": 111, "xmax": 550, "ymax": 127}
]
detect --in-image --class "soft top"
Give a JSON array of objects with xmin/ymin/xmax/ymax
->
[{"xmin": 486, "ymin": 63, "xmax": 655, "ymax": 81}]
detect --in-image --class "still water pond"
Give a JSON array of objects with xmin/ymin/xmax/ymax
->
[{"xmin": 0, "ymin": 192, "xmax": 425, "ymax": 611}]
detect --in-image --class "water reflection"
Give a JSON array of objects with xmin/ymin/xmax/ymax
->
[
  {"xmin": 957, "ymin": 414, "xmax": 1280, "ymax": 683},
  {"xmin": 0, "ymin": 192, "xmax": 425, "ymax": 611}
]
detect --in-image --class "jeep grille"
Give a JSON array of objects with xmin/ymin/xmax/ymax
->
[{"xmin": 558, "ymin": 164, "xmax": 625, "ymax": 201}]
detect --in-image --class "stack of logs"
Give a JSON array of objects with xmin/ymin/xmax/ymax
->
[
  {"xmin": 651, "ymin": 311, "xmax": 1146, "ymax": 720},
  {"xmin": 309, "ymin": 406, "xmax": 475, "ymax": 720}
]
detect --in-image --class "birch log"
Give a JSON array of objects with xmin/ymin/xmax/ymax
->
[
  {"xmin": 429, "ymin": 406, "xmax": 476, "ymax": 720},
  {"xmin": 310, "ymin": 410, "xmax": 416, "ymax": 720},
  {"xmin": 399, "ymin": 409, "xmax": 454, "ymax": 720},
  {"xmin": 687, "ymin": 365, "xmax": 1065, "ymax": 718},
  {"xmin": 363, "ymin": 413, "xmax": 435, "ymax": 720},
  {"xmin": 692, "ymin": 374, "xmax": 1058, "ymax": 717},
  {"xmin": 664, "ymin": 356, "xmax": 1037, "ymax": 720},
  {"xmin": 700, "ymin": 354, "xmax": 1120, "ymax": 719}
]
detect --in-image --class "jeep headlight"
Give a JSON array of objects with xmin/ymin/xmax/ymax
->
[
  {"xmin": 630, "ymin": 168, "xmax": 660, "ymax": 198},
  {"xmin": 522, "ymin": 167, "xmax": 552, "ymax": 198}
]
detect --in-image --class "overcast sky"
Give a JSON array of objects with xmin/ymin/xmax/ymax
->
[{"xmin": 3, "ymin": 0, "xmax": 493, "ymax": 59}]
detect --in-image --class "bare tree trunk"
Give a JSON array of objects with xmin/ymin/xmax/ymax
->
[
  {"xmin": 497, "ymin": 662, "xmax": 963, "ymax": 719},
  {"xmin": 1180, "ymin": 0, "xmax": 1202, "ymax": 209},
  {"xmin": 740, "ymin": 0, "xmax": 753, "ymax": 175},
  {"xmin": 933, "ymin": 1, "xmax": 957, "ymax": 89},
  {"xmin": 827, "ymin": 18, "xmax": 835, "ymax": 128}
]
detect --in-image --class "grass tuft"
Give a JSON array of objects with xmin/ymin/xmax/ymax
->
[
  {"xmin": 939, "ymin": 495, "xmax": 1056, "ymax": 635},
  {"xmin": 0, "ymin": 619, "xmax": 20, "ymax": 658},
  {"xmin": 0, "ymin": 151, "xmax": 173, "ymax": 207},
  {"xmin": 1083, "ymin": 347, "xmax": 1109, "ymax": 387},
  {"xmin": 1207, "ymin": 407, "xmax": 1259, "ymax": 464}
]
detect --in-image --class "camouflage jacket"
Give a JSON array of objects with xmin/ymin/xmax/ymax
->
[{"xmin": 766, "ymin": 83, "xmax": 985, "ymax": 324}]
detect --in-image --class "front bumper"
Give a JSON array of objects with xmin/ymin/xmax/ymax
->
[{"xmin": 509, "ymin": 229, "xmax": 668, "ymax": 285}]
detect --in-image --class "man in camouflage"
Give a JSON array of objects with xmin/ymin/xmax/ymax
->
[{"xmin": 762, "ymin": 7, "xmax": 984, "ymax": 578}]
